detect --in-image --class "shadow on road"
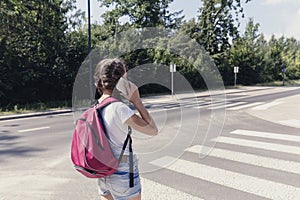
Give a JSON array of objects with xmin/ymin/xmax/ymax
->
[{"xmin": 0, "ymin": 131, "xmax": 46, "ymax": 163}]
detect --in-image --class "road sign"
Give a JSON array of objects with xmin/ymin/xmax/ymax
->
[
  {"xmin": 234, "ymin": 66, "xmax": 239, "ymax": 87},
  {"xmin": 170, "ymin": 64, "xmax": 176, "ymax": 72},
  {"xmin": 234, "ymin": 66, "xmax": 239, "ymax": 73}
]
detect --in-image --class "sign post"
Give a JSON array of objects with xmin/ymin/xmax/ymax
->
[
  {"xmin": 170, "ymin": 64, "xmax": 176, "ymax": 96},
  {"xmin": 234, "ymin": 66, "xmax": 239, "ymax": 87},
  {"xmin": 87, "ymin": 0, "xmax": 93, "ymax": 103},
  {"xmin": 282, "ymin": 67, "xmax": 286, "ymax": 86}
]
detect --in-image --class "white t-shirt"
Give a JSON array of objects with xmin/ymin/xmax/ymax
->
[{"xmin": 100, "ymin": 102, "xmax": 134, "ymax": 155}]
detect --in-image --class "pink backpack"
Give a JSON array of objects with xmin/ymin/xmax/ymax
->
[{"xmin": 71, "ymin": 97, "xmax": 133, "ymax": 185}]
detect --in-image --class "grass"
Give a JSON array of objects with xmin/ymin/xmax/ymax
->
[
  {"xmin": 0, "ymin": 101, "xmax": 71, "ymax": 116},
  {"xmin": 255, "ymin": 79, "xmax": 300, "ymax": 87},
  {"xmin": 225, "ymin": 79, "xmax": 300, "ymax": 88}
]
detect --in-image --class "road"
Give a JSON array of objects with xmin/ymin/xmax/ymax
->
[{"xmin": 0, "ymin": 86, "xmax": 299, "ymax": 200}]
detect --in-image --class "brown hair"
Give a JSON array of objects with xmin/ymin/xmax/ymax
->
[{"xmin": 94, "ymin": 58, "xmax": 126, "ymax": 96}]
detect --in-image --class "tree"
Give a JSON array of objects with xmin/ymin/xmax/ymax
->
[
  {"xmin": 91, "ymin": 0, "xmax": 184, "ymax": 82},
  {"xmin": 266, "ymin": 36, "xmax": 286, "ymax": 81},
  {"xmin": 0, "ymin": 0, "xmax": 84, "ymax": 108},
  {"xmin": 281, "ymin": 37, "xmax": 300, "ymax": 80},
  {"xmin": 196, "ymin": 0, "xmax": 251, "ymax": 55},
  {"xmin": 179, "ymin": 0, "xmax": 251, "ymax": 85},
  {"xmin": 97, "ymin": 0, "xmax": 183, "ymax": 29},
  {"xmin": 229, "ymin": 18, "xmax": 265, "ymax": 85}
]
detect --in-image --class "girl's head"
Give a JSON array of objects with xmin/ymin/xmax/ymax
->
[{"xmin": 94, "ymin": 58, "xmax": 126, "ymax": 96}]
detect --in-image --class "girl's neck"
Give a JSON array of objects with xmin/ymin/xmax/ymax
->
[{"xmin": 99, "ymin": 91, "xmax": 112, "ymax": 102}]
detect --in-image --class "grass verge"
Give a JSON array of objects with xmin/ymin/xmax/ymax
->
[
  {"xmin": 0, "ymin": 101, "xmax": 71, "ymax": 116},
  {"xmin": 255, "ymin": 79, "xmax": 300, "ymax": 87}
]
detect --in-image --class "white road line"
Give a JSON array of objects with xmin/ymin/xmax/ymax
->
[
  {"xmin": 211, "ymin": 137, "xmax": 300, "ymax": 155},
  {"xmin": 150, "ymin": 156, "xmax": 300, "ymax": 200},
  {"xmin": 230, "ymin": 129, "xmax": 300, "ymax": 142},
  {"xmin": 194, "ymin": 101, "xmax": 227, "ymax": 109},
  {"xmin": 148, "ymin": 108, "xmax": 167, "ymax": 113},
  {"xmin": 251, "ymin": 101, "xmax": 283, "ymax": 110},
  {"xmin": 18, "ymin": 126, "xmax": 50, "ymax": 133},
  {"xmin": 141, "ymin": 177, "xmax": 203, "ymax": 200},
  {"xmin": 185, "ymin": 145, "xmax": 300, "ymax": 174},
  {"xmin": 208, "ymin": 102, "xmax": 246, "ymax": 110},
  {"xmin": 227, "ymin": 102, "xmax": 264, "ymax": 110},
  {"xmin": 181, "ymin": 102, "xmax": 205, "ymax": 108}
]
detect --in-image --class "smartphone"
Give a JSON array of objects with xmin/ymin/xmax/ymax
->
[{"xmin": 116, "ymin": 77, "xmax": 131, "ymax": 97}]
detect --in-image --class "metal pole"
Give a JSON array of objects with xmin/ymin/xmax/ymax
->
[
  {"xmin": 282, "ymin": 72, "xmax": 285, "ymax": 86},
  {"xmin": 171, "ymin": 66, "xmax": 174, "ymax": 96},
  {"xmin": 234, "ymin": 73, "xmax": 237, "ymax": 87},
  {"xmin": 88, "ymin": 0, "xmax": 93, "ymax": 102},
  {"xmin": 170, "ymin": 64, "xmax": 174, "ymax": 97}
]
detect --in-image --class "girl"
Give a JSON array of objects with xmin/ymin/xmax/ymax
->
[{"xmin": 94, "ymin": 58, "xmax": 158, "ymax": 200}]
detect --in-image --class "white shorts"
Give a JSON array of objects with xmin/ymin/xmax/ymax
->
[{"xmin": 97, "ymin": 155, "xmax": 141, "ymax": 200}]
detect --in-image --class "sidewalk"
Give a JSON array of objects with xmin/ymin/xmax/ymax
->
[{"xmin": 247, "ymin": 93, "xmax": 300, "ymax": 129}]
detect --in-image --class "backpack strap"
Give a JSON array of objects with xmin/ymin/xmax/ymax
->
[
  {"xmin": 128, "ymin": 128, "xmax": 134, "ymax": 188},
  {"xmin": 95, "ymin": 97, "xmax": 118, "ymax": 141},
  {"xmin": 96, "ymin": 97, "xmax": 134, "ymax": 188},
  {"xmin": 118, "ymin": 126, "xmax": 134, "ymax": 188}
]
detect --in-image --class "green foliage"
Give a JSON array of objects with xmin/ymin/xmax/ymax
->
[
  {"xmin": 281, "ymin": 38, "xmax": 300, "ymax": 80},
  {"xmin": 1, "ymin": 0, "xmax": 300, "ymax": 111},
  {"xmin": 229, "ymin": 18, "xmax": 265, "ymax": 85},
  {"xmin": 195, "ymin": 0, "xmax": 251, "ymax": 55},
  {"xmin": 180, "ymin": 0, "xmax": 253, "ymax": 85},
  {"xmin": 229, "ymin": 19, "xmax": 300, "ymax": 85},
  {"xmin": 0, "ymin": 0, "xmax": 86, "ymax": 109},
  {"xmin": 98, "ymin": 0, "xmax": 183, "ymax": 29}
]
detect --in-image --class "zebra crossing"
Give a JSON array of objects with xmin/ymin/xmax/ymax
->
[
  {"xmin": 146, "ymin": 99, "xmax": 280, "ymax": 111},
  {"xmin": 143, "ymin": 129, "xmax": 300, "ymax": 200}
]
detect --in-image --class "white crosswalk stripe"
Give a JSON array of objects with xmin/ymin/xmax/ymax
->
[
  {"xmin": 226, "ymin": 102, "xmax": 264, "ymax": 110},
  {"xmin": 190, "ymin": 100, "xmax": 266, "ymax": 110},
  {"xmin": 230, "ymin": 129, "xmax": 300, "ymax": 142},
  {"xmin": 141, "ymin": 178, "xmax": 204, "ymax": 200},
  {"xmin": 207, "ymin": 101, "xmax": 246, "ymax": 109},
  {"xmin": 185, "ymin": 145, "xmax": 300, "ymax": 174},
  {"xmin": 150, "ymin": 99, "xmax": 275, "ymax": 111},
  {"xmin": 150, "ymin": 156, "xmax": 300, "ymax": 200},
  {"xmin": 197, "ymin": 101, "xmax": 226, "ymax": 109},
  {"xmin": 147, "ymin": 129, "xmax": 300, "ymax": 199},
  {"xmin": 210, "ymin": 136, "xmax": 300, "ymax": 155}
]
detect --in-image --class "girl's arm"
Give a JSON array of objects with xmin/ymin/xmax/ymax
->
[{"xmin": 124, "ymin": 85, "xmax": 158, "ymax": 136}]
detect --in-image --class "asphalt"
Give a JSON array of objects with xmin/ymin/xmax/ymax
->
[{"xmin": 1, "ymin": 86, "xmax": 299, "ymax": 200}]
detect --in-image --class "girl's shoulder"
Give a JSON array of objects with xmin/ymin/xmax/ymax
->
[
  {"xmin": 111, "ymin": 101, "xmax": 129, "ymax": 108},
  {"xmin": 105, "ymin": 101, "xmax": 131, "ymax": 112},
  {"xmin": 105, "ymin": 101, "xmax": 134, "ymax": 123}
]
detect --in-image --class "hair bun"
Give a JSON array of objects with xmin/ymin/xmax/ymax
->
[{"xmin": 94, "ymin": 58, "xmax": 126, "ymax": 95}]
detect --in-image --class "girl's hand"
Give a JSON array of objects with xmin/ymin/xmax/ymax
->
[
  {"xmin": 128, "ymin": 84, "xmax": 140, "ymax": 104},
  {"xmin": 116, "ymin": 77, "xmax": 139, "ymax": 102}
]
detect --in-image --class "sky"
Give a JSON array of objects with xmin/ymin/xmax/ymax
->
[{"xmin": 76, "ymin": 0, "xmax": 300, "ymax": 40}]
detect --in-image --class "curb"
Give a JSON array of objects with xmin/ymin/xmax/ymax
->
[{"xmin": 0, "ymin": 109, "xmax": 72, "ymax": 121}]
